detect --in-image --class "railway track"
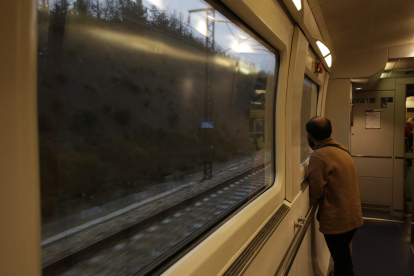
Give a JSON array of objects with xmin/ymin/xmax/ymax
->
[{"xmin": 44, "ymin": 162, "xmax": 271, "ymax": 276}]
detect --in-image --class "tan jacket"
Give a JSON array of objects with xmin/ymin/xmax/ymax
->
[{"xmin": 309, "ymin": 138, "xmax": 363, "ymax": 234}]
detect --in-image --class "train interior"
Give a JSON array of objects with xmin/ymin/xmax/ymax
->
[{"xmin": 2, "ymin": 0, "xmax": 414, "ymax": 275}]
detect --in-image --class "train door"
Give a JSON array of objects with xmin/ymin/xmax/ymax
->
[{"xmin": 351, "ymin": 91, "xmax": 395, "ymax": 214}]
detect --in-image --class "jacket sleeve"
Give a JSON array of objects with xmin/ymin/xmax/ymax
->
[{"xmin": 308, "ymin": 154, "xmax": 328, "ymax": 199}]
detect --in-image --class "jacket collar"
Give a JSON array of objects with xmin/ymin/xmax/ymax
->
[{"xmin": 313, "ymin": 137, "xmax": 335, "ymax": 150}]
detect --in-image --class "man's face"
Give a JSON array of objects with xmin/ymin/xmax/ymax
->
[{"xmin": 307, "ymin": 133, "xmax": 315, "ymax": 149}]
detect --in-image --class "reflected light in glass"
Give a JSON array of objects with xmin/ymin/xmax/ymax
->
[
  {"xmin": 325, "ymin": 54, "xmax": 332, "ymax": 67},
  {"xmin": 231, "ymin": 40, "xmax": 239, "ymax": 52},
  {"xmin": 316, "ymin": 41, "xmax": 330, "ymax": 57},
  {"xmin": 195, "ymin": 19, "xmax": 207, "ymax": 36},
  {"xmin": 231, "ymin": 40, "xmax": 253, "ymax": 53},
  {"xmin": 208, "ymin": 15, "xmax": 215, "ymax": 20},
  {"xmin": 292, "ymin": 0, "xmax": 302, "ymax": 10},
  {"xmin": 215, "ymin": 57, "xmax": 232, "ymax": 67},
  {"xmin": 240, "ymin": 67, "xmax": 250, "ymax": 75},
  {"xmin": 240, "ymin": 35, "xmax": 247, "ymax": 39},
  {"xmin": 147, "ymin": 0, "xmax": 165, "ymax": 10}
]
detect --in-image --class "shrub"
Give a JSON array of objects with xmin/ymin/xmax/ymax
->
[
  {"xmin": 84, "ymin": 83, "xmax": 96, "ymax": 92},
  {"xmin": 168, "ymin": 111, "xmax": 179, "ymax": 128},
  {"xmin": 140, "ymin": 100, "xmax": 151, "ymax": 109},
  {"xmin": 70, "ymin": 109, "xmax": 98, "ymax": 133},
  {"xmin": 57, "ymin": 73, "xmax": 67, "ymax": 84},
  {"xmin": 113, "ymin": 109, "xmax": 131, "ymax": 126},
  {"xmin": 38, "ymin": 113, "xmax": 53, "ymax": 133},
  {"xmin": 111, "ymin": 75, "xmax": 141, "ymax": 94},
  {"xmin": 102, "ymin": 104, "xmax": 112, "ymax": 114}
]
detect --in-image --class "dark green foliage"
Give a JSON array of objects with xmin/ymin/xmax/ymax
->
[
  {"xmin": 58, "ymin": 151, "xmax": 107, "ymax": 195},
  {"xmin": 169, "ymin": 76, "xmax": 177, "ymax": 84},
  {"xmin": 111, "ymin": 75, "xmax": 141, "ymax": 94},
  {"xmin": 113, "ymin": 109, "xmax": 131, "ymax": 125},
  {"xmin": 72, "ymin": 0, "xmax": 89, "ymax": 16},
  {"xmin": 168, "ymin": 111, "xmax": 179, "ymax": 128},
  {"xmin": 102, "ymin": 104, "xmax": 112, "ymax": 114},
  {"xmin": 57, "ymin": 73, "xmax": 67, "ymax": 84},
  {"xmin": 38, "ymin": 113, "xmax": 53, "ymax": 133},
  {"xmin": 84, "ymin": 83, "xmax": 96, "ymax": 92},
  {"xmin": 70, "ymin": 109, "xmax": 98, "ymax": 133},
  {"xmin": 140, "ymin": 100, "xmax": 151, "ymax": 109}
]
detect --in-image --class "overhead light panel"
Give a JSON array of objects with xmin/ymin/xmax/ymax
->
[
  {"xmin": 292, "ymin": 0, "xmax": 302, "ymax": 10},
  {"xmin": 325, "ymin": 54, "xmax": 332, "ymax": 67},
  {"xmin": 356, "ymin": 88, "xmax": 362, "ymax": 90},
  {"xmin": 316, "ymin": 41, "xmax": 330, "ymax": 57}
]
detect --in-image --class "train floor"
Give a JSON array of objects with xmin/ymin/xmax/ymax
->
[{"xmin": 352, "ymin": 216, "xmax": 414, "ymax": 276}]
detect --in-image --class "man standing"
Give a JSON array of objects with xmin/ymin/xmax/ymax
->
[{"xmin": 306, "ymin": 116, "xmax": 363, "ymax": 276}]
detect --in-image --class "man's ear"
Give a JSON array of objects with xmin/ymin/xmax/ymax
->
[{"xmin": 307, "ymin": 133, "xmax": 312, "ymax": 140}]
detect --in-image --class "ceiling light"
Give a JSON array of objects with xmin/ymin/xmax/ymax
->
[
  {"xmin": 317, "ymin": 41, "xmax": 330, "ymax": 57},
  {"xmin": 356, "ymin": 88, "xmax": 362, "ymax": 90},
  {"xmin": 380, "ymin": 73, "xmax": 389, "ymax": 78},
  {"xmin": 292, "ymin": 0, "xmax": 301, "ymax": 11},
  {"xmin": 384, "ymin": 60, "xmax": 398, "ymax": 71},
  {"xmin": 208, "ymin": 16, "xmax": 215, "ymax": 20},
  {"xmin": 240, "ymin": 35, "xmax": 247, "ymax": 39},
  {"xmin": 325, "ymin": 54, "xmax": 332, "ymax": 67}
]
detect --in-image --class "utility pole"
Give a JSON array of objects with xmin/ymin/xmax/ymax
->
[{"xmin": 188, "ymin": 8, "xmax": 215, "ymax": 180}]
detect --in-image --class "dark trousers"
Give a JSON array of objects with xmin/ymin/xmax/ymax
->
[{"xmin": 324, "ymin": 229, "xmax": 357, "ymax": 276}]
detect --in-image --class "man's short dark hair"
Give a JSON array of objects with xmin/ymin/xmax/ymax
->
[{"xmin": 306, "ymin": 116, "xmax": 332, "ymax": 141}]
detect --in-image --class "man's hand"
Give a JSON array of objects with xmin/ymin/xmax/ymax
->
[{"xmin": 323, "ymin": 186, "xmax": 331, "ymax": 197}]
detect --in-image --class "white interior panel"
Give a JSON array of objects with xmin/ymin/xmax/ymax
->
[
  {"xmin": 242, "ymin": 203, "xmax": 296, "ymax": 276},
  {"xmin": 325, "ymin": 79, "xmax": 352, "ymax": 149},
  {"xmin": 393, "ymin": 159, "xmax": 404, "ymax": 212},
  {"xmin": 285, "ymin": 27, "xmax": 310, "ymax": 201},
  {"xmin": 320, "ymin": 73, "xmax": 330, "ymax": 117},
  {"xmin": 358, "ymin": 177, "xmax": 393, "ymax": 204},
  {"xmin": 330, "ymin": 49, "xmax": 388, "ymax": 79},
  {"xmin": 296, "ymin": 230, "xmax": 313, "ymax": 276},
  {"xmin": 353, "ymin": 158, "xmax": 393, "ymax": 179},
  {"xmin": 311, "ymin": 211, "xmax": 331, "ymax": 276},
  {"xmin": 395, "ymin": 85, "xmax": 406, "ymax": 158},
  {"xmin": 389, "ymin": 43, "xmax": 414, "ymax": 59},
  {"xmin": 372, "ymin": 79, "xmax": 396, "ymax": 91},
  {"xmin": 351, "ymin": 91, "xmax": 395, "ymax": 157}
]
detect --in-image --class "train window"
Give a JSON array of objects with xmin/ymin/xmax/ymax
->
[
  {"xmin": 37, "ymin": 0, "xmax": 278, "ymax": 275},
  {"xmin": 300, "ymin": 77, "xmax": 319, "ymax": 162}
]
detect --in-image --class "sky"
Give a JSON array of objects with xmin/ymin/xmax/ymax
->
[
  {"xmin": 60, "ymin": 0, "xmax": 277, "ymax": 73},
  {"xmin": 142, "ymin": 0, "xmax": 276, "ymax": 73}
]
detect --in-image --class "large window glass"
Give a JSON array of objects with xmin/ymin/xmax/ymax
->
[
  {"xmin": 37, "ymin": 0, "xmax": 278, "ymax": 275},
  {"xmin": 300, "ymin": 77, "xmax": 319, "ymax": 162}
]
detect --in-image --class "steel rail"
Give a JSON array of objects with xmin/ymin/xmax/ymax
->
[
  {"xmin": 42, "ymin": 163, "xmax": 266, "ymax": 276},
  {"xmin": 274, "ymin": 200, "xmax": 319, "ymax": 276}
]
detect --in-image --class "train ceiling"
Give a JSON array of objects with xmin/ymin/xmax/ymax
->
[{"xmin": 309, "ymin": 0, "xmax": 414, "ymax": 61}]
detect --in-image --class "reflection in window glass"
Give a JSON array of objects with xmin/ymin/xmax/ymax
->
[
  {"xmin": 300, "ymin": 77, "xmax": 319, "ymax": 162},
  {"xmin": 37, "ymin": 0, "xmax": 278, "ymax": 274}
]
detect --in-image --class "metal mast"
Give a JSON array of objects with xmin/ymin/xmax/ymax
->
[{"xmin": 188, "ymin": 8, "xmax": 215, "ymax": 180}]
